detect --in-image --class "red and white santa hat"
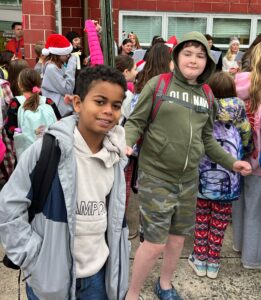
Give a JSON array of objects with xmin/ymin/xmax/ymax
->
[
  {"xmin": 42, "ymin": 34, "xmax": 73, "ymax": 56},
  {"xmin": 165, "ymin": 36, "xmax": 178, "ymax": 49}
]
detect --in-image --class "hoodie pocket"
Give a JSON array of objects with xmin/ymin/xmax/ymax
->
[
  {"xmin": 25, "ymin": 222, "xmax": 71, "ymax": 300},
  {"xmin": 154, "ymin": 138, "xmax": 187, "ymax": 173}
]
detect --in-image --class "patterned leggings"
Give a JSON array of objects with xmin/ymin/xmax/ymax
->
[{"xmin": 193, "ymin": 199, "xmax": 232, "ymax": 264}]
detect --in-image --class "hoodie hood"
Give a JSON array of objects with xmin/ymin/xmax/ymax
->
[
  {"xmin": 172, "ymin": 31, "xmax": 216, "ymax": 84},
  {"xmin": 48, "ymin": 115, "xmax": 126, "ymax": 164},
  {"xmin": 234, "ymin": 72, "xmax": 251, "ymax": 101}
]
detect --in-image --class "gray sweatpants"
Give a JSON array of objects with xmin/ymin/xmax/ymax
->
[{"xmin": 232, "ymin": 175, "xmax": 261, "ymax": 267}]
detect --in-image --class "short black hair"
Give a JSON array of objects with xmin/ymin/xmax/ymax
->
[
  {"xmin": 75, "ymin": 65, "xmax": 127, "ymax": 102},
  {"xmin": 12, "ymin": 22, "xmax": 22, "ymax": 30},
  {"xmin": 204, "ymin": 34, "xmax": 213, "ymax": 41}
]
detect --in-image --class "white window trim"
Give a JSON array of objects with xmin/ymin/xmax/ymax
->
[{"xmin": 119, "ymin": 10, "xmax": 261, "ymax": 49}]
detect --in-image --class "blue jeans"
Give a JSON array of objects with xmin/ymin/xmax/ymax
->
[{"xmin": 26, "ymin": 267, "xmax": 108, "ymax": 300}]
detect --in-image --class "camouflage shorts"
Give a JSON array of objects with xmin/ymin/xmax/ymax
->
[{"xmin": 138, "ymin": 171, "xmax": 198, "ymax": 244}]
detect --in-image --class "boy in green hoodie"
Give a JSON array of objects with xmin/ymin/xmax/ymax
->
[{"xmin": 124, "ymin": 32, "xmax": 252, "ymax": 300}]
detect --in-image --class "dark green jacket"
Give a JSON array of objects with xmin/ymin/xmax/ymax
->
[{"xmin": 125, "ymin": 32, "xmax": 236, "ymax": 183}]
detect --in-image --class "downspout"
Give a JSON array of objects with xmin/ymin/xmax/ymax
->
[{"xmin": 82, "ymin": 0, "xmax": 89, "ymax": 56}]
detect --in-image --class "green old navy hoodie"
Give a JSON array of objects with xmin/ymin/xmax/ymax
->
[{"xmin": 125, "ymin": 31, "xmax": 236, "ymax": 183}]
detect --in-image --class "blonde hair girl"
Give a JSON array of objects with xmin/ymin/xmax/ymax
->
[{"xmin": 222, "ymin": 37, "xmax": 240, "ymax": 75}]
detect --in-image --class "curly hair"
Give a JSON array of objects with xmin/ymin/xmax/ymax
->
[{"xmin": 75, "ymin": 65, "xmax": 127, "ymax": 102}]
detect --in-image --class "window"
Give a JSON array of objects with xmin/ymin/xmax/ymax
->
[
  {"xmin": 0, "ymin": 0, "xmax": 21, "ymax": 4},
  {"xmin": 0, "ymin": 5, "xmax": 22, "ymax": 51},
  {"xmin": 0, "ymin": 20, "xmax": 13, "ymax": 50},
  {"xmin": 122, "ymin": 15, "xmax": 162, "ymax": 44},
  {"xmin": 257, "ymin": 20, "xmax": 261, "ymax": 36},
  {"xmin": 213, "ymin": 18, "xmax": 251, "ymax": 45},
  {"xmin": 168, "ymin": 17, "xmax": 207, "ymax": 41},
  {"xmin": 119, "ymin": 11, "xmax": 261, "ymax": 49}
]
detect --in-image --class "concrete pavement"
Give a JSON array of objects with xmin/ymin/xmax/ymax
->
[{"xmin": 0, "ymin": 192, "xmax": 260, "ymax": 299}]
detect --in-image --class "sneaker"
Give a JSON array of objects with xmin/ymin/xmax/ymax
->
[
  {"xmin": 154, "ymin": 277, "xmax": 181, "ymax": 300},
  {"xmin": 188, "ymin": 253, "xmax": 207, "ymax": 277},
  {"xmin": 232, "ymin": 245, "xmax": 241, "ymax": 253},
  {"xmin": 243, "ymin": 264, "xmax": 261, "ymax": 270},
  {"xmin": 207, "ymin": 262, "xmax": 220, "ymax": 279}
]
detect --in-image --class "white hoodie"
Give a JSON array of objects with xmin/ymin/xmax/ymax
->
[{"xmin": 73, "ymin": 125, "xmax": 126, "ymax": 278}]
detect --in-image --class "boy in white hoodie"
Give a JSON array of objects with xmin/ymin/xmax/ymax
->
[{"xmin": 0, "ymin": 65, "xmax": 129, "ymax": 300}]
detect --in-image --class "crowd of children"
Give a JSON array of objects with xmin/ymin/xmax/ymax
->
[{"xmin": 0, "ymin": 22, "xmax": 260, "ymax": 300}]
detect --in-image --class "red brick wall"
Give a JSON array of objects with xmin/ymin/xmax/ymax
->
[
  {"xmin": 88, "ymin": 0, "xmax": 261, "ymax": 43},
  {"xmin": 61, "ymin": 0, "xmax": 84, "ymax": 37},
  {"xmin": 22, "ymin": 0, "xmax": 56, "ymax": 67}
]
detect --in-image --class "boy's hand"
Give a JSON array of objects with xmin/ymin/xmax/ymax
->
[
  {"xmin": 232, "ymin": 161, "xmax": 252, "ymax": 176},
  {"xmin": 126, "ymin": 146, "xmax": 133, "ymax": 156},
  {"xmin": 64, "ymin": 94, "xmax": 73, "ymax": 105}
]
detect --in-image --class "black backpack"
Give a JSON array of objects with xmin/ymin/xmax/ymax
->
[{"xmin": 2, "ymin": 134, "xmax": 61, "ymax": 269}]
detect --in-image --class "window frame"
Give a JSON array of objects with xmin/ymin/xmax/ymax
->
[
  {"xmin": 0, "ymin": 0, "xmax": 21, "ymax": 5},
  {"xmin": 119, "ymin": 10, "xmax": 261, "ymax": 50}
]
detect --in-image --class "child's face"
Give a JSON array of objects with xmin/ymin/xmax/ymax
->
[
  {"xmin": 177, "ymin": 45, "xmax": 207, "ymax": 84},
  {"xmin": 72, "ymin": 37, "xmax": 81, "ymax": 48},
  {"xmin": 124, "ymin": 63, "xmax": 138, "ymax": 82},
  {"xmin": 122, "ymin": 42, "xmax": 133, "ymax": 55},
  {"xmin": 73, "ymin": 81, "xmax": 124, "ymax": 137},
  {"xmin": 230, "ymin": 42, "xmax": 239, "ymax": 54},
  {"xmin": 59, "ymin": 54, "xmax": 70, "ymax": 63}
]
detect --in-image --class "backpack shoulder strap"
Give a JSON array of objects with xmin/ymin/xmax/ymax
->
[
  {"xmin": 28, "ymin": 134, "xmax": 61, "ymax": 222},
  {"xmin": 202, "ymin": 83, "xmax": 214, "ymax": 110},
  {"xmin": 151, "ymin": 72, "xmax": 172, "ymax": 122}
]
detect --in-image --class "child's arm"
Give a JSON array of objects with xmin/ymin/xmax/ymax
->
[
  {"xmin": 124, "ymin": 80, "xmax": 155, "ymax": 147},
  {"xmin": 1, "ymin": 81, "xmax": 13, "ymax": 105},
  {"xmin": 0, "ymin": 140, "xmax": 43, "ymax": 273},
  {"xmin": 42, "ymin": 56, "xmax": 77, "ymax": 96},
  {"xmin": 4, "ymin": 97, "xmax": 20, "ymax": 140}
]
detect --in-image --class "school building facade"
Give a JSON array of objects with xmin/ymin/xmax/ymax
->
[{"xmin": 0, "ymin": 0, "xmax": 261, "ymax": 65}]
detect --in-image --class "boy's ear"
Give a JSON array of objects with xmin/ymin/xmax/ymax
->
[{"xmin": 72, "ymin": 95, "xmax": 81, "ymax": 113}]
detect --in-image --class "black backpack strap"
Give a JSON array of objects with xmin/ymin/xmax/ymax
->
[{"xmin": 29, "ymin": 134, "xmax": 61, "ymax": 222}]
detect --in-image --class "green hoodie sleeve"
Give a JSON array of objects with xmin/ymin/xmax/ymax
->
[
  {"xmin": 125, "ymin": 78, "xmax": 157, "ymax": 147},
  {"xmin": 202, "ymin": 101, "xmax": 236, "ymax": 170}
]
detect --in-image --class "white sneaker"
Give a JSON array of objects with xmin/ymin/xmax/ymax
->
[
  {"xmin": 243, "ymin": 264, "xmax": 261, "ymax": 270},
  {"xmin": 232, "ymin": 245, "xmax": 241, "ymax": 253},
  {"xmin": 207, "ymin": 263, "xmax": 220, "ymax": 279},
  {"xmin": 188, "ymin": 253, "xmax": 207, "ymax": 277}
]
